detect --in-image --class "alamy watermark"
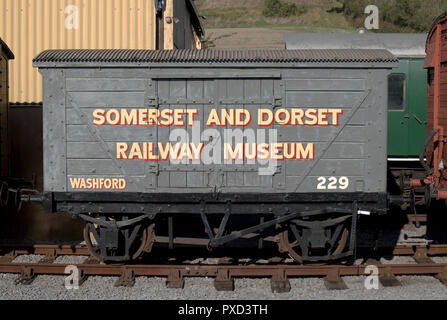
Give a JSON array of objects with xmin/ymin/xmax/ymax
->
[
  {"xmin": 65, "ymin": 265, "xmax": 80, "ymax": 290},
  {"xmin": 365, "ymin": 5, "xmax": 379, "ymax": 30},
  {"xmin": 64, "ymin": 5, "xmax": 79, "ymax": 30},
  {"xmin": 364, "ymin": 265, "xmax": 380, "ymax": 290}
]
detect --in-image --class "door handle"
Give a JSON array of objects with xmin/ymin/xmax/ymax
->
[{"xmin": 413, "ymin": 114, "xmax": 423, "ymax": 125}]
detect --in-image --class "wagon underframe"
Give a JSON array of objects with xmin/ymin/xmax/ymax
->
[{"xmin": 41, "ymin": 191, "xmax": 386, "ymax": 262}]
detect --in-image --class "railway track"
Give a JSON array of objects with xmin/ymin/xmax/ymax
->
[
  {"xmin": 1, "ymin": 259, "xmax": 447, "ymax": 292},
  {"xmin": 0, "ymin": 243, "xmax": 447, "ymax": 292},
  {"xmin": 1, "ymin": 243, "xmax": 446, "ymax": 260}
]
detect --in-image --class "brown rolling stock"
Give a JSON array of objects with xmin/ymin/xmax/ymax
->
[{"xmin": 411, "ymin": 12, "xmax": 447, "ymax": 199}]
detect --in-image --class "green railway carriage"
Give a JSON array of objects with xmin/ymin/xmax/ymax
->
[
  {"xmin": 284, "ymin": 33, "xmax": 428, "ymax": 159},
  {"xmin": 387, "ymin": 54, "xmax": 427, "ymax": 158}
]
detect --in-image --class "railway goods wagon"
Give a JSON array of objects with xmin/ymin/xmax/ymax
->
[
  {"xmin": 0, "ymin": 38, "xmax": 13, "ymax": 211},
  {"xmin": 33, "ymin": 49, "xmax": 397, "ymax": 263},
  {"xmin": 0, "ymin": 38, "xmax": 13, "ymax": 177},
  {"xmin": 411, "ymin": 11, "xmax": 447, "ymax": 204}
]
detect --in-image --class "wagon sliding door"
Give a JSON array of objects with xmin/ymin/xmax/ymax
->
[{"xmin": 154, "ymin": 75, "xmax": 285, "ymax": 193}]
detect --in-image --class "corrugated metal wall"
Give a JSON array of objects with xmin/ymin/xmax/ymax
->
[{"xmin": 0, "ymin": 0, "xmax": 157, "ymax": 103}]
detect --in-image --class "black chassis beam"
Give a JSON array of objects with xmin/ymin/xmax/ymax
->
[{"xmin": 43, "ymin": 192, "xmax": 388, "ymax": 217}]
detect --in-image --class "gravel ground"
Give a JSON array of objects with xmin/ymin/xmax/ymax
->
[
  {"xmin": 433, "ymin": 256, "xmax": 447, "ymax": 263},
  {"xmin": 0, "ymin": 255, "xmax": 446, "ymax": 300},
  {"xmin": 53, "ymin": 255, "xmax": 90, "ymax": 265},
  {"xmin": 0, "ymin": 274, "xmax": 446, "ymax": 300},
  {"xmin": 12, "ymin": 255, "xmax": 44, "ymax": 264}
]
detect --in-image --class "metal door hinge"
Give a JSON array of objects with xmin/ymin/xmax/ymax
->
[
  {"xmin": 273, "ymin": 97, "xmax": 282, "ymax": 108},
  {"xmin": 148, "ymin": 164, "xmax": 160, "ymax": 176},
  {"xmin": 146, "ymin": 96, "xmax": 159, "ymax": 109}
]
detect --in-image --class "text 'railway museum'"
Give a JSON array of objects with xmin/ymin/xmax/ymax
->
[{"xmin": 91, "ymin": 107, "xmax": 344, "ymax": 163}]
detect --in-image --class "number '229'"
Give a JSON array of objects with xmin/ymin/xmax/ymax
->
[{"xmin": 317, "ymin": 177, "xmax": 349, "ymax": 190}]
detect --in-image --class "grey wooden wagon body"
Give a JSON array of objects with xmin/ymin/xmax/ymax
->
[
  {"xmin": 33, "ymin": 49, "xmax": 397, "ymax": 262},
  {"xmin": 34, "ymin": 49, "xmax": 395, "ymax": 198}
]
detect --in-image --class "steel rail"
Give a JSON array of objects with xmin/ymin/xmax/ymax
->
[
  {"xmin": 0, "ymin": 262, "xmax": 447, "ymax": 278},
  {"xmin": 0, "ymin": 244, "xmax": 90, "ymax": 256},
  {"xmin": 1, "ymin": 243, "xmax": 447, "ymax": 256}
]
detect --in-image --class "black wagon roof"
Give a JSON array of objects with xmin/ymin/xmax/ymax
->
[
  {"xmin": 33, "ymin": 49, "xmax": 397, "ymax": 65},
  {"xmin": 0, "ymin": 38, "xmax": 14, "ymax": 60}
]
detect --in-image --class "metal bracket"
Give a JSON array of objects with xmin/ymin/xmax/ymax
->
[
  {"xmin": 273, "ymin": 97, "xmax": 282, "ymax": 108},
  {"xmin": 115, "ymin": 268, "xmax": 136, "ymax": 287},
  {"xmin": 214, "ymin": 269, "xmax": 234, "ymax": 291},
  {"xmin": 215, "ymin": 202, "xmax": 231, "ymax": 240},
  {"xmin": 38, "ymin": 249, "xmax": 58, "ymax": 264},
  {"xmin": 271, "ymin": 269, "xmax": 291, "ymax": 293},
  {"xmin": 200, "ymin": 201, "xmax": 215, "ymax": 241},
  {"xmin": 148, "ymin": 164, "xmax": 160, "ymax": 176},
  {"xmin": 166, "ymin": 269, "xmax": 184, "ymax": 289},
  {"xmin": 147, "ymin": 96, "xmax": 159, "ymax": 109},
  {"xmin": 379, "ymin": 267, "xmax": 401, "ymax": 287},
  {"xmin": 15, "ymin": 266, "xmax": 36, "ymax": 285},
  {"xmin": 0, "ymin": 250, "xmax": 18, "ymax": 263},
  {"xmin": 324, "ymin": 268, "xmax": 347, "ymax": 290},
  {"xmin": 412, "ymin": 247, "xmax": 434, "ymax": 264}
]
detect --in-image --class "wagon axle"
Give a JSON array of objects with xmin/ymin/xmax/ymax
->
[{"xmin": 81, "ymin": 215, "xmax": 155, "ymax": 262}]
